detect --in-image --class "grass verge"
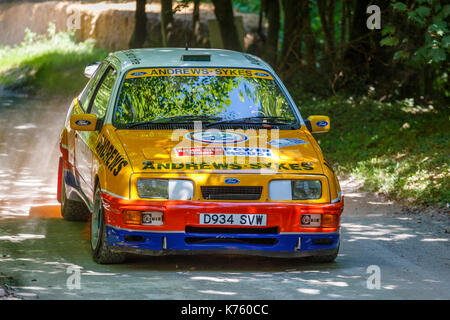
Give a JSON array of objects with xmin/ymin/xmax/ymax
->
[
  {"xmin": 0, "ymin": 24, "xmax": 108, "ymax": 96},
  {"xmin": 296, "ymin": 95, "xmax": 449, "ymax": 207}
]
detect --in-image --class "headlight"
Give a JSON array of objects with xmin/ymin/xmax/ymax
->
[
  {"xmin": 291, "ymin": 180, "xmax": 321, "ymax": 200},
  {"xmin": 269, "ymin": 180, "xmax": 322, "ymax": 200},
  {"xmin": 137, "ymin": 179, "xmax": 193, "ymax": 200},
  {"xmin": 138, "ymin": 179, "xmax": 168, "ymax": 199}
]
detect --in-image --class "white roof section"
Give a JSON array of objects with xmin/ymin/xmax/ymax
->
[{"xmin": 111, "ymin": 48, "xmax": 274, "ymax": 73}]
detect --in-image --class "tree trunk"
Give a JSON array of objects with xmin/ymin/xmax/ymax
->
[
  {"xmin": 193, "ymin": 0, "xmax": 201, "ymax": 45},
  {"xmin": 258, "ymin": 0, "xmax": 266, "ymax": 40},
  {"xmin": 344, "ymin": 0, "xmax": 390, "ymax": 82},
  {"xmin": 211, "ymin": 0, "xmax": 243, "ymax": 51},
  {"xmin": 317, "ymin": 0, "xmax": 336, "ymax": 72},
  {"xmin": 301, "ymin": 0, "xmax": 315, "ymax": 69},
  {"xmin": 129, "ymin": 0, "xmax": 147, "ymax": 48},
  {"xmin": 161, "ymin": 0, "xmax": 174, "ymax": 47},
  {"xmin": 339, "ymin": 0, "xmax": 347, "ymax": 60},
  {"xmin": 263, "ymin": 0, "xmax": 280, "ymax": 66},
  {"xmin": 279, "ymin": 0, "xmax": 303, "ymax": 72}
]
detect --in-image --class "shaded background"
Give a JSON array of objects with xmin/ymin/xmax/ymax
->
[{"xmin": 0, "ymin": 0, "xmax": 448, "ymax": 207}]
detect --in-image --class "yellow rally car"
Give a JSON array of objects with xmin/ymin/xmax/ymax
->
[{"xmin": 57, "ymin": 48, "xmax": 343, "ymax": 264}]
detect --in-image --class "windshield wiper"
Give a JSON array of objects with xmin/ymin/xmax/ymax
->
[
  {"xmin": 205, "ymin": 116, "xmax": 295, "ymax": 127},
  {"xmin": 126, "ymin": 115, "xmax": 222, "ymax": 128}
]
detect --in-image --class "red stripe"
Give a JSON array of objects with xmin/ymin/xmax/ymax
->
[{"xmin": 101, "ymin": 192, "xmax": 343, "ymax": 234}]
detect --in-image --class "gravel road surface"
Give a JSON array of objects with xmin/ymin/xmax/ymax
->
[{"xmin": 0, "ymin": 96, "xmax": 448, "ymax": 300}]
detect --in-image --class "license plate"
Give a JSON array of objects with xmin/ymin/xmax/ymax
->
[{"xmin": 199, "ymin": 213, "xmax": 267, "ymax": 226}]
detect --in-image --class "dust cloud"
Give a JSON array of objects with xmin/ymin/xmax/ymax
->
[{"xmin": 0, "ymin": 95, "xmax": 69, "ymax": 219}]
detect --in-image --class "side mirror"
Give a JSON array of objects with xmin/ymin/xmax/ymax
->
[
  {"xmin": 84, "ymin": 62, "xmax": 101, "ymax": 78},
  {"xmin": 70, "ymin": 114, "xmax": 98, "ymax": 131},
  {"xmin": 306, "ymin": 115, "xmax": 330, "ymax": 133}
]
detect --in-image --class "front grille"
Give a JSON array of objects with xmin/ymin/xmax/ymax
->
[
  {"xmin": 185, "ymin": 226, "xmax": 279, "ymax": 234},
  {"xmin": 185, "ymin": 237, "xmax": 278, "ymax": 246},
  {"xmin": 201, "ymin": 186, "xmax": 262, "ymax": 200}
]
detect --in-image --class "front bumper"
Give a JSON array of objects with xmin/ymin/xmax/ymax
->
[
  {"xmin": 101, "ymin": 192, "xmax": 343, "ymax": 258},
  {"xmin": 106, "ymin": 225, "xmax": 339, "ymax": 258}
]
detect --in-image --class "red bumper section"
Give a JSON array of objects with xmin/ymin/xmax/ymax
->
[{"xmin": 101, "ymin": 192, "xmax": 344, "ymax": 234}]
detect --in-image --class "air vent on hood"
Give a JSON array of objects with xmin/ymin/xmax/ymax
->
[{"xmin": 181, "ymin": 54, "xmax": 211, "ymax": 61}]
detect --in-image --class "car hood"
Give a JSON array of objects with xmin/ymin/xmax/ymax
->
[{"xmin": 114, "ymin": 128, "xmax": 324, "ymax": 174}]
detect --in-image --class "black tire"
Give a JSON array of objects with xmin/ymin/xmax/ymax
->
[
  {"xmin": 60, "ymin": 167, "xmax": 90, "ymax": 221},
  {"xmin": 90, "ymin": 185, "xmax": 126, "ymax": 264},
  {"xmin": 307, "ymin": 243, "xmax": 340, "ymax": 263}
]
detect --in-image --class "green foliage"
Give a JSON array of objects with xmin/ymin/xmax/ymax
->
[
  {"xmin": 378, "ymin": 1, "xmax": 450, "ymax": 101},
  {"xmin": 116, "ymin": 76, "xmax": 236, "ymax": 123},
  {"xmin": 0, "ymin": 24, "xmax": 108, "ymax": 96},
  {"xmin": 242, "ymin": 77, "xmax": 292, "ymax": 119},
  {"xmin": 232, "ymin": 0, "xmax": 260, "ymax": 13},
  {"xmin": 115, "ymin": 74, "xmax": 293, "ymax": 124},
  {"xmin": 91, "ymin": 68, "xmax": 117, "ymax": 118},
  {"xmin": 294, "ymin": 93, "xmax": 449, "ymax": 206},
  {"xmin": 383, "ymin": 2, "xmax": 450, "ymax": 65}
]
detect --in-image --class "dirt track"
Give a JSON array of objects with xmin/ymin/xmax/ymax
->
[{"xmin": 0, "ymin": 95, "xmax": 449, "ymax": 300}]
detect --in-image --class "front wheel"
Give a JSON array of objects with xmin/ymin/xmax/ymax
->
[{"xmin": 90, "ymin": 185, "xmax": 126, "ymax": 264}]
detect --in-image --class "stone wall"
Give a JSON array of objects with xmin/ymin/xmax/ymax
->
[{"xmin": 0, "ymin": 1, "xmax": 261, "ymax": 52}]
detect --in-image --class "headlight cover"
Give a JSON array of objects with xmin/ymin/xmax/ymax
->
[
  {"xmin": 137, "ymin": 179, "xmax": 194, "ymax": 200},
  {"xmin": 291, "ymin": 180, "xmax": 322, "ymax": 200},
  {"xmin": 137, "ymin": 179, "xmax": 168, "ymax": 199},
  {"xmin": 269, "ymin": 179, "xmax": 322, "ymax": 200}
]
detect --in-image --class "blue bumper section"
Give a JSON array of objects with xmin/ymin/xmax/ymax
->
[{"xmin": 106, "ymin": 225, "xmax": 340, "ymax": 258}]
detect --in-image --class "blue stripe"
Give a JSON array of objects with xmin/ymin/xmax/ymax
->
[{"xmin": 106, "ymin": 225, "xmax": 339, "ymax": 253}]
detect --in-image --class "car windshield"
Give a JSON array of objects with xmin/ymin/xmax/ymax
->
[{"xmin": 114, "ymin": 67, "xmax": 298, "ymax": 127}]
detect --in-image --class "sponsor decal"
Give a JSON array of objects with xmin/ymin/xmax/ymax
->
[
  {"xmin": 175, "ymin": 147, "xmax": 224, "ymax": 157},
  {"xmin": 316, "ymin": 120, "xmax": 328, "ymax": 127},
  {"xmin": 224, "ymin": 178, "xmax": 240, "ymax": 184},
  {"xmin": 142, "ymin": 161, "xmax": 314, "ymax": 171},
  {"xmin": 301, "ymin": 215, "xmax": 311, "ymax": 225},
  {"xmin": 187, "ymin": 131, "xmax": 248, "ymax": 144},
  {"xmin": 175, "ymin": 146, "xmax": 272, "ymax": 157},
  {"xmin": 223, "ymin": 147, "xmax": 272, "ymax": 157},
  {"xmin": 75, "ymin": 119, "xmax": 92, "ymax": 126},
  {"xmin": 301, "ymin": 214, "xmax": 321, "ymax": 227},
  {"xmin": 126, "ymin": 68, "xmax": 274, "ymax": 80},
  {"xmin": 268, "ymin": 138, "xmax": 308, "ymax": 148},
  {"xmin": 95, "ymin": 136, "xmax": 128, "ymax": 176},
  {"xmin": 130, "ymin": 71, "xmax": 147, "ymax": 76}
]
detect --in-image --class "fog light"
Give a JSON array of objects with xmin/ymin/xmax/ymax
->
[
  {"xmin": 123, "ymin": 210, "xmax": 141, "ymax": 225},
  {"xmin": 321, "ymin": 214, "xmax": 340, "ymax": 228}
]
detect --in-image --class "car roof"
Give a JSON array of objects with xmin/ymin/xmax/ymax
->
[{"xmin": 109, "ymin": 48, "xmax": 274, "ymax": 74}]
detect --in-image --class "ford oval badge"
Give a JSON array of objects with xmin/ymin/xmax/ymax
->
[
  {"xmin": 316, "ymin": 120, "xmax": 328, "ymax": 127},
  {"xmin": 75, "ymin": 119, "xmax": 92, "ymax": 126},
  {"xmin": 131, "ymin": 71, "xmax": 147, "ymax": 76},
  {"xmin": 224, "ymin": 178, "xmax": 240, "ymax": 185},
  {"xmin": 187, "ymin": 131, "xmax": 248, "ymax": 144}
]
